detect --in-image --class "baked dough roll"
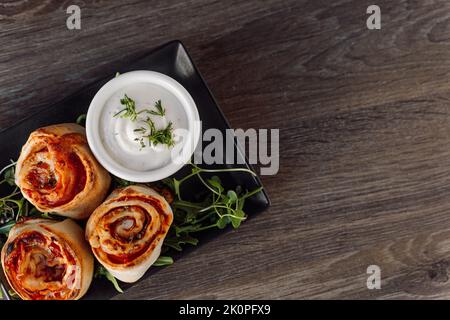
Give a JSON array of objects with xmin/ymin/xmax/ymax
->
[
  {"xmin": 1, "ymin": 218, "xmax": 94, "ymax": 300},
  {"xmin": 86, "ymin": 185, "xmax": 173, "ymax": 283},
  {"xmin": 15, "ymin": 123, "xmax": 111, "ymax": 219}
]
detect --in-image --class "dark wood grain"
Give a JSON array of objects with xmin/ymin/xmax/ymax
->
[{"xmin": 2, "ymin": 0, "xmax": 450, "ymax": 299}]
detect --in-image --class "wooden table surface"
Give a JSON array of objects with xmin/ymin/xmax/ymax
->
[{"xmin": 2, "ymin": 0, "xmax": 450, "ymax": 299}]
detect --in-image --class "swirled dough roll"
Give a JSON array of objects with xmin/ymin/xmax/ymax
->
[
  {"xmin": 1, "ymin": 218, "xmax": 94, "ymax": 300},
  {"xmin": 86, "ymin": 185, "xmax": 173, "ymax": 283},
  {"xmin": 15, "ymin": 123, "xmax": 111, "ymax": 219}
]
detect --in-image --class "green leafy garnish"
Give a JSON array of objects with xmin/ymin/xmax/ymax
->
[
  {"xmin": 113, "ymin": 94, "xmax": 174, "ymax": 148},
  {"xmin": 0, "ymin": 161, "xmax": 59, "ymax": 238},
  {"xmin": 147, "ymin": 121, "xmax": 174, "ymax": 147},
  {"xmin": 134, "ymin": 117, "xmax": 174, "ymax": 148},
  {"xmin": 163, "ymin": 234, "xmax": 198, "ymax": 251},
  {"xmin": 147, "ymin": 100, "xmax": 165, "ymax": 117},
  {"xmin": 160, "ymin": 162, "xmax": 263, "ymax": 253},
  {"xmin": 0, "ymin": 220, "xmax": 16, "ymax": 235},
  {"xmin": 153, "ymin": 256, "xmax": 174, "ymax": 266},
  {"xmin": 0, "ymin": 162, "xmax": 33, "ymax": 234},
  {"xmin": 0, "ymin": 161, "xmax": 16, "ymax": 186},
  {"xmin": 95, "ymin": 265, "xmax": 123, "ymax": 293},
  {"xmin": 113, "ymin": 175, "xmax": 133, "ymax": 188},
  {"xmin": 113, "ymin": 95, "xmax": 166, "ymax": 121},
  {"xmin": 113, "ymin": 94, "xmax": 140, "ymax": 121},
  {"xmin": 8, "ymin": 289, "xmax": 18, "ymax": 299},
  {"xmin": 76, "ymin": 114, "xmax": 87, "ymax": 126}
]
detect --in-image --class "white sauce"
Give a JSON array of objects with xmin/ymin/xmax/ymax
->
[{"xmin": 99, "ymin": 82, "xmax": 188, "ymax": 172}]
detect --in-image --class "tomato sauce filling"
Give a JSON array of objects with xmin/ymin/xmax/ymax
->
[
  {"xmin": 107, "ymin": 206, "xmax": 149, "ymax": 242},
  {"xmin": 26, "ymin": 160, "xmax": 56, "ymax": 190},
  {"xmin": 96, "ymin": 196, "xmax": 170, "ymax": 265},
  {"xmin": 3, "ymin": 231, "xmax": 77, "ymax": 300},
  {"xmin": 23, "ymin": 134, "xmax": 87, "ymax": 208}
]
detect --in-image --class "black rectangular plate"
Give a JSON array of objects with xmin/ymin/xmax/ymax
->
[{"xmin": 0, "ymin": 41, "xmax": 270, "ymax": 299}]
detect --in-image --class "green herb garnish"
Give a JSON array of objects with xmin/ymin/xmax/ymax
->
[
  {"xmin": 134, "ymin": 117, "xmax": 174, "ymax": 148},
  {"xmin": 114, "ymin": 95, "xmax": 174, "ymax": 148},
  {"xmin": 113, "ymin": 175, "xmax": 133, "ymax": 188},
  {"xmin": 147, "ymin": 100, "xmax": 165, "ymax": 117},
  {"xmin": 113, "ymin": 96, "xmax": 166, "ymax": 121},
  {"xmin": 160, "ymin": 162, "xmax": 263, "ymax": 252},
  {"xmin": 0, "ymin": 161, "xmax": 57, "ymax": 236},
  {"xmin": 153, "ymin": 256, "xmax": 174, "ymax": 266},
  {"xmin": 113, "ymin": 94, "xmax": 141, "ymax": 121},
  {"xmin": 0, "ymin": 161, "xmax": 16, "ymax": 187},
  {"xmin": 95, "ymin": 265, "xmax": 123, "ymax": 293},
  {"xmin": 8, "ymin": 289, "xmax": 18, "ymax": 299},
  {"xmin": 76, "ymin": 114, "xmax": 86, "ymax": 126},
  {"xmin": 147, "ymin": 121, "xmax": 174, "ymax": 147},
  {"xmin": 0, "ymin": 162, "xmax": 25, "ymax": 230}
]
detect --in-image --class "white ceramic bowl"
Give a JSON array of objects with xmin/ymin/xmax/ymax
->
[{"xmin": 86, "ymin": 70, "xmax": 200, "ymax": 182}]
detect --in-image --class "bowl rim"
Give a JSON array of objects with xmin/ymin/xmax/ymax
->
[{"xmin": 86, "ymin": 70, "xmax": 200, "ymax": 182}]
